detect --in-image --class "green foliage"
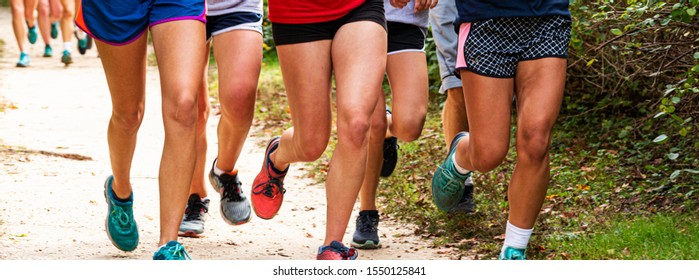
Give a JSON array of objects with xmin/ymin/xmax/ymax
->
[
  {"xmin": 564, "ymin": 0, "xmax": 698, "ymax": 199},
  {"xmin": 543, "ymin": 214, "xmax": 699, "ymax": 260}
]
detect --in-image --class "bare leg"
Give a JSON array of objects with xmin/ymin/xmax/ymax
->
[
  {"xmin": 324, "ymin": 21, "xmax": 386, "ymax": 245},
  {"xmin": 213, "ymin": 30, "xmax": 262, "ymax": 172},
  {"xmin": 358, "ymin": 93, "xmax": 387, "ymax": 211},
  {"xmin": 37, "ymin": 0, "xmax": 50, "ymax": 45},
  {"xmin": 508, "ymin": 58, "xmax": 566, "ymax": 229},
  {"xmin": 94, "ymin": 36, "xmax": 148, "ymax": 200},
  {"xmin": 453, "ymin": 70, "xmax": 514, "ymax": 173},
  {"xmin": 151, "ymin": 20, "xmax": 207, "ymax": 246},
  {"xmin": 24, "ymin": 0, "xmax": 38, "ymax": 27},
  {"xmin": 385, "ymin": 52, "xmax": 429, "ymax": 141},
  {"xmin": 442, "ymin": 87, "xmax": 469, "ymax": 145},
  {"xmin": 270, "ymin": 41, "xmax": 333, "ymax": 169},
  {"xmin": 10, "ymin": 0, "xmax": 27, "ymax": 52},
  {"xmin": 58, "ymin": 0, "xmax": 73, "ymax": 46},
  {"xmin": 188, "ymin": 43, "xmax": 211, "ymax": 199}
]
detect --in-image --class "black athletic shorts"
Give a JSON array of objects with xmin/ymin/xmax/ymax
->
[
  {"xmin": 387, "ymin": 21, "xmax": 427, "ymax": 54},
  {"xmin": 272, "ymin": 0, "xmax": 387, "ymax": 46}
]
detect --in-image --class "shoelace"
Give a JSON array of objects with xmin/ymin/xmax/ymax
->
[
  {"xmin": 438, "ymin": 166, "xmax": 466, "ymax": 195},
  {"xmin": 253, "ymin": 177, "xmax": 286, "ymax": 198},
  {"xmin": 183, "ymin": 199, "xmax": 208, "ymax": 222},
  {"xmin": 221, "ymin": 176, "xmax": 244, "ymax": 202},
  {"xmin": 160, "ymin": 243, "xmax": 191, "ymax": 260},
  {"xmin": 110, "ymin": 206, "xmax": 133, "ymax": 234},
  {"xmin": 358, "ymin": 215, "xmax": 378, "ymax": 233}
]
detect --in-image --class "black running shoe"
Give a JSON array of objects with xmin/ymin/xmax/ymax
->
[{"xmin": 351, "ymin": 210, "xmax": 381, "ymax": 249}]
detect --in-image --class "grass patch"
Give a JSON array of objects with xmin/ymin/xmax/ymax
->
[
  {"xmin": 544, "ymin": 214, "xmax": 699, "ymax": 260},
  {"xmin": 0, "ymin": 0, "xmax": 7, "ymax": 7}
]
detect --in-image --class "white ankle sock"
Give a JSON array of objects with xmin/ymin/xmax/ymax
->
[
  {"xmin": 452, "ymin": 153, "xmax": 471, "ymax": 175},
  {"xmin": 63, "ymin": 42, "xmax": 71, "ymax": 52},
  {"xmin": 213, "ymin": 163, "xmax": 225, "ymax": 176},
  {"xmin": 502, "ymin": 220, "xmax": 533, "ymax": 253}
]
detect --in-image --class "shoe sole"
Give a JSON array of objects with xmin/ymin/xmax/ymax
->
[
  {"xmin": 351, "ymin": 240, "xmax": 381, "ymax": 250},
  {"xmin": 178, "ymin": 230, "xmax": 204, "ymax": 238},
  {"xmin": 103, "ymin": 176, "xmax": 138, "ymax": 252},
  {"xmin": 252, "ymin": 137, "xmax": 283, "ymax": 220},
  {"xmin": 431, "ymin": 132, "xmax": 469, "ymax": 212}
]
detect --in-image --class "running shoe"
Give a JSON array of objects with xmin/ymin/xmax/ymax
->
[
  {"xmin": 27, "ymin": 23, "xmax": 37, "ymax": 44},
  {"xmin": 43, "ymin": 44, "xmax": 53, "ymax": 57},
  {"xmin": 351, "ymin": 210, "xmax": 381, "ymax": 249},
  {"xmin": 104, "ymin": 175, "xmax": 139, "ymax": 252},
  {"xmin": 178, "ymin": 194, "xmax": 210, "ymax": 237},
  {"xmin": 380, "ymin": 137, "xmax": 398, "ymax": 177},
  {"xmin": 50, "ymin": 21, "xmax": 58, "ymax": 39},
  {"xmin": 317, "ymin": 241, "xmax": 358, "ymax": 260},
  {"xmin": 499, "ymin": 246, "xmax": 526, "ymax": 260},
  {"xmin": 153, "ymin": 240, "xmax": 191, "ymax": 260},
  {"xmin": 209, "ymin": 163, "xmax": 252, "ymax": 225},
  {"xmin": 380, "ymin": 108, "xmax": 399, "ymax": 177},
  {"xmin": 16, "ymin": 52, "xmax": 30, "ymax": 67},
  {"xmin": 431, "ymin": 132, "xmax": 471, "ymax": 211},
  {"xmin": 86, "ymin": 35, "xmax": 93, "ymax": 50},
  {"xmin": 75, "ymin": 31, "xmax": 88, "ymax": 55},
  {"xmin": 61, "ymin": 50, "xmax": 73, "ymax": 65},
  {"xmin": 251, "ymin": 137, "xmax": 288, "ymax": 219},
  {"xmin": 448, "ymin": 175, "xmax": 476, "ymax": 214}
]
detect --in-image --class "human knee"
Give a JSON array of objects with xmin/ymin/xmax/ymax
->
[
  {"xmin": 391, "ymin": 115, "xmax": 425, "ymax": 142},
  {"xmin": 164, "ymin": 95, "xmax": 198, "ymax": 128},
  {"xmin": 295, "ymin": 133, "xmax": 329, "ymax": 162},
  {"xmin": 369, "ymin": 112, "xmax": 388, "ymax": 138},
  {"xmin": 11, "ymin": 3, "xmax": 24, "ymax": 18},
  {"xmin": 338, "ymin": 115, "xmax": 371, "ymax": 149},
  {"xmin": 219, "ymin": 88, "xmax": 255, "ymax": 123},
  {"xmin": 516, "ymin": 126, "xmax": 551, "ymax": 163},
  {"xmin": 469, "ymin": 143, "xmax": 508, "ymax": 172},
  {"xmin": 61, "ymin": 5, "xmax": 74, "ymax": 20},
  {"xmin": 111, "ymin": 108, "xmax": 144, "ymax": 134}
]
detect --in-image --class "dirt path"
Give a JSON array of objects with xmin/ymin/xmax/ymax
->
[{"xmin": 0, "ymin": 8, "xmax": 450, "ymax": 260}]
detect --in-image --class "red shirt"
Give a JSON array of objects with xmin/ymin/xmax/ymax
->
[{"xmin": 269, "ymin": 0, "xmax": 365, "ymax": 24}]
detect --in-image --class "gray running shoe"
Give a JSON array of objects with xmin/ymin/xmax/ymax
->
[
  {"xmin": 179, "ymin": 194, "xmax": 210, "ymax": 237},
  {"xmin": 209, "ymin": 161, "xmax": 252, "ymax": 225}
]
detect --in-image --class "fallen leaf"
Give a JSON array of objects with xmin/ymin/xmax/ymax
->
[{"xmin": 494, "ymin": 234, "xmax": 506, "ymax": 240}]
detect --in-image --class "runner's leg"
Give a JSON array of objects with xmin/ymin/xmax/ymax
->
[
  {"xmin": 151, "ymin": 20, "xmax": 208, "ymax": 246},
  {"xmin": 324, "ymin": 20, "xmax": 386, "ymax": 245},
  {"xmin": 213, "ymin": 30, "xmax": 262, "ymax": 172},
  {"xmin": 508, "ymin": 57, "xmax": 566, "ymax": 229}
]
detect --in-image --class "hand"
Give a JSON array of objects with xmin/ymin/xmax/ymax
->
[
  {"xmin": 414, "ymin": 0, "xmax": 438, "ymax": 11},
  {"xmin": 390, "ymin": 0, "xmax": 410, "ymax": 9}
]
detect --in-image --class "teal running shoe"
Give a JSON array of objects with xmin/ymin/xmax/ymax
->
[
  {"xmin": 104, "ymin": 175, "xmax": 139, "ymax": 251},
  {"xmin": 153, "ymin": 241, "xmax": 191, "ymax": 260},
  {"xmin": 61, "ymin": 50, "xmax": 73, "ymax": 65},
  {"xmin": 16, "ymin": 52, "xmax": 30, "ymax": 67},
  {"xmin": 431, "ymin": 132, "xmax": 471, "ymax": 211},
  {"xmin": 27, "ymin": 23, "xmax": 38, "ymax": 44},
  {"xmin": 50, "ymin": 22, "xmax": 58, "ymax": 39},
  {"xmin": 499, "ymin": 246, "xmax": 526, "ymax": 260},
  {"xmin": 75, "ymin": 31, "xmax": 88, "ymax": 55},
  {"xmin": 43, "ymin": 44, "xmax": 53, "ymax": 57}
]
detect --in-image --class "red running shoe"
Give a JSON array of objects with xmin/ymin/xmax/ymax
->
[
  {"xmin": 316, "ymin": 241, "xmax": 358, "ymax": 260},
  {"xmin": 251, "ymin": 137, "xmax": 288, "ymax": 219}
]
